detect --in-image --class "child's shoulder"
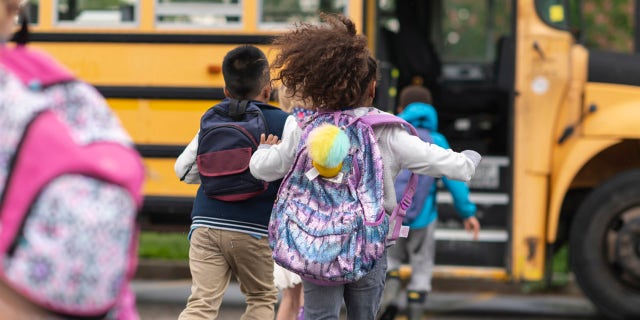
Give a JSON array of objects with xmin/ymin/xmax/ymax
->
[
  {"xmin": 256, "ymin": 102, "xmax": 289, "ymax": 116},
  {"xmin": 430, "ymin": 131, "xmax": 449, "ymax": 148}
]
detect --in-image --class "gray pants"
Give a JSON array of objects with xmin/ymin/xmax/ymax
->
[
  {"xmin": 302, "ymin": 251, "xmax": 387, "ymax": 320},
  {"xmin": 386, "ymin": 223, "xmax": 436, "ymax": 292}
]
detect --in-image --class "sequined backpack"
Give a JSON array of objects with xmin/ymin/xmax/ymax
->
[
  {"xmin": 0, "ymin": 45, "xmax": 144, "ymax": 319},
  {"xmin": 269, "ymin": 108, "xmax": 418, "ymax": 284}
]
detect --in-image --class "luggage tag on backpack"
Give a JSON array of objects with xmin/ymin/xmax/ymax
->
[
  {"xmin": 305, "ymin": 167, "xmax": 320, "ymax": 180},
  {"xmin": 323, "ymin": 171, "xmax": 344, "ymax": 184}
]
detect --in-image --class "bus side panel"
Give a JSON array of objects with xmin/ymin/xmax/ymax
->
[{"xmin": 31, "ymin": 42, "xmax": 273, "ymax": 87}]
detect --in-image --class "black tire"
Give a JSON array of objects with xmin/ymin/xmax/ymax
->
[{"xmin": 570, "ymin": 169, "xmax": 640, "ymax": 319}]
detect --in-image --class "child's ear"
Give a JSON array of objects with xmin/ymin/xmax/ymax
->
[
  {"xmin": 262, "ymin": 85, "xmax": 272, "ymax": 102},
  {"xmin": 369, "ymin": 80, "xmax": 377, "ymax": 98}
]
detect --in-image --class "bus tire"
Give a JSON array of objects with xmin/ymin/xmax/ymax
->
[{"xmin": 570, "ymin": 169, "xmax": 640, "ymax": 320}]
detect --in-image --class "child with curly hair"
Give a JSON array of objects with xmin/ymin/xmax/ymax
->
[{"xmin": 249, "ymin": 14, "xmax": 481, "ymax": 320}]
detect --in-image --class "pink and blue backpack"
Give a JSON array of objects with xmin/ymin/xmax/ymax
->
[
  {"xmin": 269, "ymin": 108, "xmax": 418, "ymax": 284},
  {"xmin": 0, "ymin": 45, "xmax": 144, "ymax": 319}
]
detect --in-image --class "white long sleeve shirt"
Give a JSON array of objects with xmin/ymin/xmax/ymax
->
[
  {"xmin": 174, "ymin": 132, "xmax": 200, "ymax": 184},
  {"xmin": 250, "ymin": 108, "xmax": 478, "ymax": 215}
]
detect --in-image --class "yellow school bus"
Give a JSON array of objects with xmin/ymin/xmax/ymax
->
[
  {"xmin": 23, "ymin": 0, "xmax": 640, "ymax": 318},
  {"xmin": 23, "ymin": 0, "xmax": 360, "ymax": 227}
]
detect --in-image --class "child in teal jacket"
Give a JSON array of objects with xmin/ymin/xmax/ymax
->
[{"xmin": 379, "ymin": 85, "xmax": 481, "ymax": 320}]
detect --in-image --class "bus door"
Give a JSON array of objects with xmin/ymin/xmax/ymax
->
[{"xmin": 373, "ymin": 0, "xmax": 515, "ymax": 278}]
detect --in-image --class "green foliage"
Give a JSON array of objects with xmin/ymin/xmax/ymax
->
[
  {"xmin": 521, "ymin": 245, "xmax": 571, "ymax": 293},
  {"xmin": 138, "ymin": 232, "xmax": 190, "ymax": 260},
  {"xmin": 441, "ymin": 0, "xmax": 512, "ymax": 62},
  {"xmin": 582, "ymin": 0, "xmax": 634, "ymax": 52}
]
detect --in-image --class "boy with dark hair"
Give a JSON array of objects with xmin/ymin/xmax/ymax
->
[{"xmin": 175, "ymin": 45, "xmax": 289, "ymax": 320}]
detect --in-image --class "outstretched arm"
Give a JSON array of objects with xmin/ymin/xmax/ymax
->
[
  {"xmin": 435, "ymin": 132, "xmax": 481, "ymax": 240},
  {"xmin": 387, "ymin": 128, "xmax": 481, "ymax": 182},
  {"xmin": 250, "ymin": 116, "xmax": 300, "ymax": 182}
]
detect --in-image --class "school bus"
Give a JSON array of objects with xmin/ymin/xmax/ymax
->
[{"xmin": 21, "ymin": 0, "xmax": 640, "ymax": 318}]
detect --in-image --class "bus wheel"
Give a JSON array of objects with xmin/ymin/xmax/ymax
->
[{"xmin": 570, "ymin": 169, "xmax": 640, "ymax": 319}]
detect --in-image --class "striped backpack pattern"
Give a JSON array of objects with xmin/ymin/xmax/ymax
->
[
  {"xmin": 0, "ymin": 46, "xmax": 144, "ymax": 319},
  {"xmin": 269, "ymin": 108, "xmax": 418, "ymax": 284}
]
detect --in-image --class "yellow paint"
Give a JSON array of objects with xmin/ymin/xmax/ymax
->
[
  {"xmin": 582, "ymin": 83, "xmax": 640, "ymax": 137},
  {"xmin": 30, "ymin": 43, "xmax": 272, "ymax": 88},
  {"xmin": 511, "ymin": 0, "xmax": 572, "ymax": 281},
  {"xmin": 139, "ymin": 0, "xmax": 155, "ymax": 32},
  {"xmin": 143, "ymin": 159, "xmax": 199, "ymax": 196},
  {"xmin": 399, "ymin": 265, "xmax": 509, "ymax": 281},
  {"xmin": 37, "ymin": 0, "xmax": 53, "ymax": 27},
  {"xmin": 547, "ymin": 138, "xmax": 619, "ymax": 242},
  {"xmin": 108, "ymin": 99, "xmax": 217, "ymax": 145},
  {"xmin": 244, "ymin": 0, "xmax": 259, "ymax": 33}
]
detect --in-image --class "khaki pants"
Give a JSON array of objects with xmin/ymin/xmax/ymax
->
[{"xmin": 179, "ymin": 228, "xmax": 277, "ymax": 320}]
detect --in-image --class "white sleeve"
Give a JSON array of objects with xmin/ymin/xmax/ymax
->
[
  {"xmin": 174, "ymin": 132, "xmax": 201, "ymax": 184},
  {"xmin": 386, "ymin": 127, "xmax": 478, "ymax": 182},
  {"xmin": 250, "ymin": 115, "xmax": 300, "ymax": 182}
]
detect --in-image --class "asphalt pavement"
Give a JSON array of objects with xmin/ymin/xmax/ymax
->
[{"xmin": 133, "ymin": 278, "xmax": 599, "ymax": 320}]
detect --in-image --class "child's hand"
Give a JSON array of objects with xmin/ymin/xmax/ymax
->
[
  {"xmin": 463, "ymin": 216, "xmax": 481, "ymax": 241},
  {"xmin": 461, "ymin": 150, "xmax": 482, "ymax": 167},
  {"xmin": 260, "ymin": 133, "xmax": 280, "ymax": 145}
]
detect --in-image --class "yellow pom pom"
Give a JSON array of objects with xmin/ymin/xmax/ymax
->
[
  {"xmin": 307, "ymin": 124, "xmax": 350, "ymax": 178},
  {"xmin": 312, "ymin": 161, "xmax": 343, "ymax": 178}
]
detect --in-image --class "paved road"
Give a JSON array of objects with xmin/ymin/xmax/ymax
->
[{"xmin": 133, "ymin": 279, "xmax": 599, "ymax": 320}]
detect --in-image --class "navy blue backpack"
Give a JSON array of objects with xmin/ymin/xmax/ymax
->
[
  {"xmin": 394, "ymin": 127, "xmax": 435, "ymax": 225},
  {"xmin": 197, "ymin": 99, "xmax": 269, "ymax": 201}
]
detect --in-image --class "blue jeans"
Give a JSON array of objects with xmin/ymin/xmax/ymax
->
[{"xmin": 302, "ymin": 251, "xmax": 387, "ymax": 320}]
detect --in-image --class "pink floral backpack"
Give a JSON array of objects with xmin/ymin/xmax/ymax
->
[{"xmin": 0, "ymin": 44, "xmax": 144, "ymax": 319}]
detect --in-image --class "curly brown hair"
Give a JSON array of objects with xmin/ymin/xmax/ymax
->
[{"xmin": 271, "ymin": 14, "xmax": 377, "ymax": 110}]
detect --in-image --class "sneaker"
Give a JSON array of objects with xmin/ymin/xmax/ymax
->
[{"xmin": 378, "ymin": 304, "xmax": 398, "ymax": 320}]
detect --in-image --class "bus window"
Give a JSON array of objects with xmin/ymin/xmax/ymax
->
[
  {"xmin": 56, "ymin": 0, "xmax": 138, "ymax": 25},
  {"xmin": 534, "ymin": 0, "xmax": 581, "ymax": 36},
  {"xmin": 259, "ymin": 0, "xmax": 347, "ymax": 28},
  {"xmin": 155, "ymin": 0, "xmax": 242, "ymax": 28},
  {"xmin": 26, "ymin": 0, "xmax": 39, "ymax": 24},
  {"xmin": 441, "ymin": 0, "xmax": 512, "ymax": 64}
]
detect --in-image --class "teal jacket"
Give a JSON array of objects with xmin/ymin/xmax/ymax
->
[{"xmin": 398, "ymin": 102, "xmax": 477, "ymax": 229}]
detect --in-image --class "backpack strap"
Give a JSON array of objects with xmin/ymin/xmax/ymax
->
[
  {"xmin": 0, "ymin": 45, "xmax": 75, "ymax": 88},
  {"xmin": 228, "ymin": 99, "xmax": 250, "ymax": 121},
  {"xmin": 359, "ymin": 113, "xmax": 419, "ymax": 240}
]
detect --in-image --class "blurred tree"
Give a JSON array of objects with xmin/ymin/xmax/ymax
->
[{"xmin": 582, "ymin": 0, "xmax": 634, "ymax": 52}]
